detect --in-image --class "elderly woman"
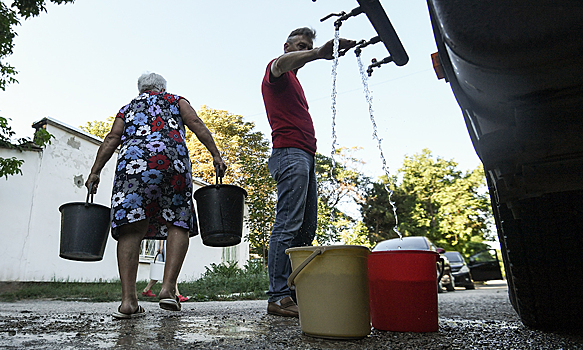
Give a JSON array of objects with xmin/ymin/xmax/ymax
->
[{"xmin": 86, "ymin": 72, "xmax": 226, "ymax": 319}]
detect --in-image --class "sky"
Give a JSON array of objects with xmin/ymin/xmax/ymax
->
[{"xmin": 0, "ymin": 0, "xmax": 482, "ymax": 180}]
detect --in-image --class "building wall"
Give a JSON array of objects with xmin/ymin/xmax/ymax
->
[{"xmin": 0, "ymin": 118, "xmax": 249, "ymax": 282}]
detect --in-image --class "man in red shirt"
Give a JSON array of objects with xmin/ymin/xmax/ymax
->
[{"xmin": 261, "ymin": 27, "xmax": 356, "ymax": 317}]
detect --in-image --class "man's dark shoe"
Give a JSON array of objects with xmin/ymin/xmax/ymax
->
[{"xmin": 267, "ymin": 296, "xmax": 299, "ymax": 318}]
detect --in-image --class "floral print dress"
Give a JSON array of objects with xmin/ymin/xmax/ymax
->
[{"xmin": 110, "ymin": 91, "xmax": 197, "ymax": 240}]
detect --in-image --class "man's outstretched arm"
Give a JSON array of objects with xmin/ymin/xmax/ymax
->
[{"xmin": 271, "ymin": 38, "xmax": 356, "ymax": 78}]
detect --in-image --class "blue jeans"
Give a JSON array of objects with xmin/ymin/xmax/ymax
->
[{"xmin": 267, "ymin": 148, "xmax": 318, "ymax": 302}]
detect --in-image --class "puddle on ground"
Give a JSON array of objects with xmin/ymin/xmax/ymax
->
[
  {"xmin": 171, "ymin": 315, "xmax": 252, "ymax": 342},
  {"xmin": 2, "ymin": 331, "xmax": 81, "ymax": 348},
  {"xmin": 0, "ymin": 305, "xmax": 305, "ymax": 348}
]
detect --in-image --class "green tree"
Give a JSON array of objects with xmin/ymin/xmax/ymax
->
[
  {"xmin": 185, "ymin": 106, "xmax": 268, "ymax": 186},
  {"xmin": 360, "ymin": 149, "xmax": 493, "ymax": 257},
  {"xmin": 358, "ymin": 174, "xmax": 402, "ymax": 242},
  {"xmin": 79, "ymin": 116, "xmax": 114, "ymax": 139},
  {"xmin": 184, "ymin": 106, "xmax": 276, "ymax": 260},
  {"xmin": 242, "ymin": 152, "xmax": 275, "ymax": 264},
  {"xmin": 315, "ymin": 147, "xmax": 372, "ymax": 246},
  {"xmin": 340, "ymin": 221, "xmax": 373, "ymax": 248}
]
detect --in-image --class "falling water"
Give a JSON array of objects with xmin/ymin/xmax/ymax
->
[
  {"xmin": 356, "ymin": 54, "xmax": 402, "ymax": 239},
  {"xmin": 329, "ymin": 29, "xmax": 340, "ymax": 186},
  {"xmin": 326, "ymin": 29, "xmax": 341, "ymax": 242}
]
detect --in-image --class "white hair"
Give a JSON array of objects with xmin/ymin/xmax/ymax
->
[{"xmin": 137, "ymin": 72, "xmax": 167, "ymax": 93}]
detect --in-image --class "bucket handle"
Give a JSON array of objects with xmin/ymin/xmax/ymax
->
[
  {"xmin": 85, "ymin": 182, "xmax": 96, "ymax": 207},
  {"xmin": 286, "ymin": 246, "xmax": 326, "ymax": 290},
  {"xmin": 214, "ymin": 164, "xmax": 223, "ymax": 188},
  {"xmin": 153, "ymin": 252, "xmax": 165, "ymax": 263},
  {"xmin": 437, "ymin": 256, "xmax": 446, "ymax": 281}
]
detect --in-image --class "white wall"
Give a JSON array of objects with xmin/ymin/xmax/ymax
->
[
  {"xmin": 1, "ymin": 147, "xmax": 44, "ymax": 281},
  {"xmin": 0, "ymin": 118, "xmax": 249, "ymax": 282}
]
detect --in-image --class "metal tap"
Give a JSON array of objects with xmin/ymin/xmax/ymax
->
[
  {"xmin": 367, "ymin": 56, "xmax": 394, "ymax": 76},
  {"xmin": 354, "ymin": 36, "xmax": 381, "ymax": 57},
  {"xmin": 321, "ymin": 6, "xmax": 364, "ymax": 30}
]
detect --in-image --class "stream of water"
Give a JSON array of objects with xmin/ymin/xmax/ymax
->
[
  {"xmin": 329, "ymin": 29, "xmax": 340, "ymax": 190},
  {"xmin": 325, "ymin": 29, "xmax": 341, "ymax": 242},
  {"xmin": 355, "ymin": 54, "xmax": 402, "ymax": 239},
  {"xmin": 329, "ymin": 29, "xmax": 402, "ymax": 240}
]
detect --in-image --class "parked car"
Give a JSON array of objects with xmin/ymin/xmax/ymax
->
[
  {"xmin": 372, "ymin": 236, "xmax": 455, "ymax": 292},
  {"xmin": 467, "ymin": 249, "xmax": 503, "ymax": 282},
  {"xmin": 443, "ymin": 251, "xmax": 475, "ymax": 290},
  {"xmin": 445, "ymin": 249, "xmax": 504, "ymax": 291}
]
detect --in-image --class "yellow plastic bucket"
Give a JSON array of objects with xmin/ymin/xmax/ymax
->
[{"xmin": 286, "ymin": 245, "xmax": 371, "ymax": 339}]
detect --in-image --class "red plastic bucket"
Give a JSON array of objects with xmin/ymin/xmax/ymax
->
[{"xmin": 368, "ymin": 250, "xmax": 440, "ymax": 332}]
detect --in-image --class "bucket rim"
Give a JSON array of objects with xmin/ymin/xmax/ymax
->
[
  {"xmin": 59, "ymin": 201, "xmax": 110, "ymax": 211},
  {"xmin": 59, "ymin": 253, "xmax": 104, "ymax": 262},
  {"xmin": 370, "ymin": 249, "xmax": 438, "ymax": 255},
  {"xmin": 286, "ymin": 245, "xmax": 370, "ymax": 255},
  {"xmin": 193, "ymin": 184, "xmax": 248, "ymax": 197}
]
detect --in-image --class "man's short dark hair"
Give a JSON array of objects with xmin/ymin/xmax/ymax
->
[{"xmin": 286, "ymin": 27, "xmax": 316, "ymax": 44}]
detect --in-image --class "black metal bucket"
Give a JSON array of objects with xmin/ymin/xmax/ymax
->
[
  {"xmin": 58, "ymin": 184, "xmax": 111, "ymax": 261},
  {"xmin": 194, "ymin": 171, "xmax": 247, "ymax": 247}
]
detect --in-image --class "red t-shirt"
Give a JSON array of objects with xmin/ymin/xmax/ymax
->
[{"xmin": 261, "ymin": 59, "xmax": 317, "ymax": 155}]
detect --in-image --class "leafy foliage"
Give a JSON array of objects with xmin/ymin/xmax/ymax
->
[
  {"xmin": 179, "ymin": 261, "xmax": 268, "ymax": 301},
  {"xmin": 0, "ymin": 116, "xmax": 53, "ymax": 179},
  {"xmin": 185, "ymin": 106, "xmax": 268, "ymax": 185},
  {"xmin": 79, "ymin": 116, "xmax": 114, "ymax": 139},
  {"xmin": 360, "ymin": 148, "xmax": 493, "ymax": 257},
  {"xmin": 339, "ymin": 221, "xmax": 373, "ymax": 248},
  {"xmin": 184, "ymin": 106, "xmax": 276, "ymax": 260},
  {"xmin": 242, "ymin": 152, "xmax": 275, "ymax": 263},
  {"xmin": 0, "ymin": 2, "xmax": 19, "ymax": 91},
  {"xmin": 315, "ymin": 147, "xmax": 372, "ymax": 246}
]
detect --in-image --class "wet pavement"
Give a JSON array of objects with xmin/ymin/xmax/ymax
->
[{"xmin": 1, "ymin": 281, "xmax": 582, "ymax": 349}]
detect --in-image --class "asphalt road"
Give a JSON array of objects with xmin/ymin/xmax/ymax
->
[{"xmin": 1, "ymin": 281, "xmax": 582, "ymax": 349}]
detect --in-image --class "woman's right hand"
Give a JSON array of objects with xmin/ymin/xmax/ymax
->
[
  {"xmin": 85, "ymin": 174, "xmax": 100, "ymax": 194},
  {"xmin": 213, "ymin": 156, "xmax": 227, "ymax": 178}
]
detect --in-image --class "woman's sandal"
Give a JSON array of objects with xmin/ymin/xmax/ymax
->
[
  {"xmin": 112, "ymin": 305, "xmax": 146, "ymax": 319},
  {"xmin": 159, "ymin": 295, "xmax": 181, "ymax": 311}
]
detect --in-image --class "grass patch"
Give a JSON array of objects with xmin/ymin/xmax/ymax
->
[
  {"xmin": 0, "ymin": 280, "xmax": 124, "ymax": 302},
  {"xmin": 0, "ymin": 261, "xmax": 268, "ymax": 302},
  {"xmin": 182, "ymin": 261, "xmax": 269, "ymax": 302}
]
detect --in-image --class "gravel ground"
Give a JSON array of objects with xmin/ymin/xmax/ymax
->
[{"xmin": 1, "ymin": 281, "xmax": 582, "ymax": 349}]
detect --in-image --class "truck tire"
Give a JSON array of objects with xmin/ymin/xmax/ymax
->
[
  {"xmin": 487, "ymin": 177, "xmax": 518, "ymax": 312},
  {"xmin": 491, "ymin": 185, "xmax": 583, "ymax": 331}
]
